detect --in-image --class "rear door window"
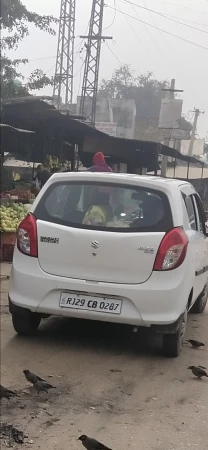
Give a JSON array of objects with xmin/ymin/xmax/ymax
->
[
  {"xmin": 193, "ymin": 194, "xmax": 207, "ymax": 235},
  {"xmin": 183, "ymin": 195, "xmax": 197, "ymax": 230},
  {"xmin": 34, "ymin": 181, "xmax": 173, "ymax": 232}
]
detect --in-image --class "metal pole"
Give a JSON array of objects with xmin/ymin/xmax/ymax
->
[
  {"xmin": 53, "ymin": 0, "xmax": 76, "ymax": 108},
  {"xmin": 74, "ymin": 144, "xmax": 79, "ymax": 171},
  {"xmin": 187, "ymin": 162, "xmax": 190, "ymax": 179},
  {"xmin": 188, "ymin": 109, "xmax": 200, "ymax": 156},
  {"xmin": 79, "ymin": 0, "xmax": 112, "ymax": 125},
  {"xmin": 173, "ymin": 157, "xmax": 176, "ymax": 178},
  {"xmin": 161, "ymin": 79, "xmax": 175, "ymax": 177}
]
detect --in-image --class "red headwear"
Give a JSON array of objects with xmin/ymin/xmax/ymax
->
[{"xmin": 93, "ymin": 152, "xmax": 105, "ymax": 165}]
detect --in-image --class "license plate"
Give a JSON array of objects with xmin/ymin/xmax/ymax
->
[{"xmin": 60, "ymin": 293, "xmax": 122, "ymax": 314}]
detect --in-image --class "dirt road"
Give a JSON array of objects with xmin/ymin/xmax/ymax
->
[{"xmin": 1, "ymin": 263, "xmax": 208, "ymax": 450}]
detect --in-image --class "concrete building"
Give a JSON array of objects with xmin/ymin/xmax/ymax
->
[
  {"xmin": 135, "ymin": 117, "xmax": 166, "ymax": 142},
  {"xmin": 76, "ymin": 96, "xmax": 136, "ymax": 140},
  {"xmin": 181, "ymin": 139, "xmax": 205, "ymax": 156}
]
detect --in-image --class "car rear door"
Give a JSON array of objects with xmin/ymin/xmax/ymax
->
[
  {"xmin": 181, "ymin": 186, "xmax": 208, "ymax": 300},
  {"xmin": 192, "ymin": 194, "xmax": 208, "ymax": 290},
  {"xmin": 34, "ymin": 179, "xmax": 173, "ymax": 285}
]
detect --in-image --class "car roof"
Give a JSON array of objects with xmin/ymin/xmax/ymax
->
[{"xmin": 49, "ymin": 172, "xmax": 192, "ymax": 190}]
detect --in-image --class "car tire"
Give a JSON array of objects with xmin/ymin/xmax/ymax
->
[
  {"xmin": 12, "ymin": 311, "xmax": 41, "ymax": 335},
  {"xmin": 190, "ymin": 284, "xmax": 208, "ymax": 314},
  {"xmin": 162, "ymin": 307, "xmax": 188, "ymax": 357}
]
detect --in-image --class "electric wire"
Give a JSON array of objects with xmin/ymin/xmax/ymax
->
[
  {"xmin": 105, "ymin": 3, "xmax": 208, "ymax": 50},
  {"xmin": 128, "ymin": 2, "xmax": 167, "ymax": 57},
  {"xmin": 104, "ymin": 40, "xmax": 123, "ymax": 65},
  {"xmin": 103, "ymin": 0, "xmax": 117, "ymax": 30},
  {"xmin": 142, "ymin": 0, "xmax": 171, "ymax": 50},
  {"xmin": 120, "ymin": 0, "xmax": 208, "ymax": 34},
  {"xmin": 145, "ymin": 0, "xmax": 208, "ymax": 16},
  {"xmin": 116, "ymin": 2, "xmax": 147, "ymax": 50},
  {"xmin": 128, "ymin": 1, "xmax": 174, "ymax": 68}
]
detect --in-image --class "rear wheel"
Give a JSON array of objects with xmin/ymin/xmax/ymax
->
[
  {"xmin": 12, "ymin": 311, "xmax": 41, "ymax": 335},
  {"xmin": 190, "ymin": 284, "xmax": 208, "ymax": 314},
  {"xmin": 162, "ymin": 307, "xmax": 187, "ymax": 357}
]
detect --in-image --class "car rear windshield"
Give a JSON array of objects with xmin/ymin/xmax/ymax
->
[{"xmin": 34, "ymin": 181, "xmax": 173, "ymax": 232}]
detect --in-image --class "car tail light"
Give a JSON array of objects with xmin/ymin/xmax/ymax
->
[
  {"xmin": 17, "ymin": 214, "xmax": 38, "ymax": 257},
  {"xmin": 153, "ymin": 227, "xmax": 188, "ymax": 271}
]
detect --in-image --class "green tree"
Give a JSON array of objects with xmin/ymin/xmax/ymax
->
[
  {"xmin": 99, "ymin": 65, "xmax": 192, "ymax": 132},
  {"xmin": 99, "ymin": 65, "xmax": 168, "ymax": 117},
  {"xmin": 1, "ymin": 0, "xmax": 57, "ymax": 99}
]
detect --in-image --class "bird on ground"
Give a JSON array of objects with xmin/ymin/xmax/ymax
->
[
  {"xmin": 185, "ymin": 339, "xmax": 205, "ymax": 348},
  {"xmin": 0, "ymin": 384, "xmax": 19, "ymax": 400},
  {"xmin": 23, "ymin": 369, "xmax": 46, "ymax": 384},
  {"xmin": 188, "ymin": 366, "xmax": 208, "ymax": 378},
  {"xmin": 78, "ymin": 435, "xmax": 112, "ymax": 450},
  {"xmin": 33, "ymin": 380, "xmax": 56, "ymax": 394}
]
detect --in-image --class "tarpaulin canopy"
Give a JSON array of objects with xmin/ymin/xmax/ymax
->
[{"xmin": 1, "ymin": 97, "xmax": 204, "ymax": 170}]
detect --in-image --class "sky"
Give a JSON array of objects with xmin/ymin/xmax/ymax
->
[{"xmin": 7, "ymin": 0, "xmax": 208, "ymax": 138}]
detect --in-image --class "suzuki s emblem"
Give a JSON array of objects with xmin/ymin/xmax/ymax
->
[{"xmin": 91, "ymin": 241, "xmax": 99, "ymax": 249}]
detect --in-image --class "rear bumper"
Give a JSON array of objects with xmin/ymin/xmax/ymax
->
[{"xmin": 9, "ymin": 249, "xmax": 194, "ymax": 328}]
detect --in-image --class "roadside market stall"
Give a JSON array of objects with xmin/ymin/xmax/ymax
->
[
  {"xmin": 0, "ymin": 124, "xmax": 36, "ymax": 261},
  {"xmin": 1, "ymin": 96, "xmax": 206, "ymax": 262},
  {"xmin": 0, "ymin": 97, "xmax": 106, "ymax": 261}
]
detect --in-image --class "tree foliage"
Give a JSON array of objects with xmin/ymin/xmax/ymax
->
[
  {"xmin": 1, "ymin": 0, "xmax": 57, "ymax": 49},
  {"xmin": 99, "ymin": 65, "xmax": 168, "ymax": 117},
  {"xmin": 0, "ymin": 0, "xmax": 57, "ymax": 99},
  {"xmin": 99, "ymin": 65, "xmax": 192, "ymax": 132},
  {"xmin": 1, "ymin": 57, "xmax": 54, "ymax": 99}
]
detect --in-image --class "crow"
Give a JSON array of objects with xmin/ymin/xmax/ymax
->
[
  {"xmin": 78, "ymin": 435, "xmax": 112, "ymax": 450},
  {"xmin": 188, "ymin": 366, "xmax": 208, "ymax": 378},
  {"xmin": 185, "ymin": 339, "xmax": 205, "ymax": 348},
  {"xmin": 23, "ymin": 369, "xmax": 46, "ymax": 384},
  {"xmin": 0, "ymin": 384, "xmax": 19, "ymax": 400},
  {"xmin": 33, "ymin": 380, "xmax": 56, "ymax": 394}
]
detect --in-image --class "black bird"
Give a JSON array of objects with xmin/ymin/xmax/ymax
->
[
  {"xmin": 23, "ymin": 369, "xmax": 46, "ymax": 384},
  {"xmin": 33, "ymin": 380, "xmax": 56, "ymax": 394},
  {"xmin": 78, "ymin": 435, "xmax": 112, "ymax": 450},
  {"xmin": 185, "ymin": 339, "xmax": 205, "ymax": 348},
  {"xmin": 188, "ymin": 366, "xmax": 208, "ymax": 378},
  {"xmin": 0, "ymin": 384, "xmax": 19, "ymax": 400}
]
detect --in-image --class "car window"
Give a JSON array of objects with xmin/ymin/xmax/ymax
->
[
  {"xmin": 184, "ymin": 195, "xmax": 197, "ymax": 230},
  {"xmin": 34, "ymin": 181, "xmax": 173, "ymax": 233},
  {"xmin": 193, "ymin": 194, "xmax": 206, "ymax": 235}
]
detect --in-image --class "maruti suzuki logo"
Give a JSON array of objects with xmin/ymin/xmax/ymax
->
[{"xmin": 91, "ymin": 241, "xmax": 99, "ymax": 249}]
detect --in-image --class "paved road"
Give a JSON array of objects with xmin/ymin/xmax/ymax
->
[{"xmin": 1, "ymin": 263, "xmax": 208, "ymax": 450}]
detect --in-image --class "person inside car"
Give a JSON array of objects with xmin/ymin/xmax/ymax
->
[{"xmin": 83, "ymin": 190, "xmax": 113, "ymax": 226}]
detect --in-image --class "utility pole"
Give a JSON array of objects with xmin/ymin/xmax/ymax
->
[
  {"xmin": 53, "ymin": 0, "xmax": 76, "ymax": 108},
  {"xmin": 188, "ymin": 108, "xmax": 205, "ymax": 156},
  {"xmin": 160, "ymin": 79, "xmax": 183, "ymax": 177},
  {"xmin": 79, "ymin": 0, "xmax": 112, "ymax": 126}
]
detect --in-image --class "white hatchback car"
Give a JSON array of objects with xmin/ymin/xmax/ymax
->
[{"xmin": 9, "ymin": 173, "xmax": 208, "ymax": 357}]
